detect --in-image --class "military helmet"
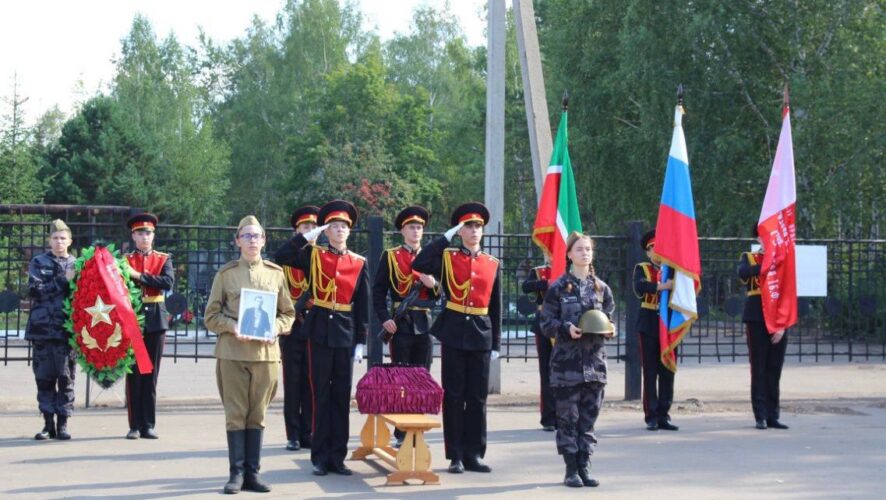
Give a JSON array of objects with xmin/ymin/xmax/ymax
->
[{"xmin": 578, "ymin": 309, "xmax": 614, "ymax": 335}]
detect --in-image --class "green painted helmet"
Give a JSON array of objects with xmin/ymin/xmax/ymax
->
[{"xmin": 578, "ymin": 309, "xmax": 614, "ymax": 335}]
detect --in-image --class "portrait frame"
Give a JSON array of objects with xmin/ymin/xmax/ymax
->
[{"xmin": 237, "ymin": 288, "xmax": 277, "ymax": 341}]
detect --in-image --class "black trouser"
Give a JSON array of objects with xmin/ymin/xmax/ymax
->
[
  {"xmin": 639, "ymin": 332, "xmax": 674, "ymax": 424},
  {"xmin": 535, "ymin": 334, "xmax": 557, "ymax": 428},
  {"xmin": 745, "ymin": 322, "xmax": 787, "ymax": 421},
  {"xmin": 281, "ymin": 335, "xmax": 313, "ymax": 444},
  {"xmin": 126, "ymin": 331, "xmax": 165, "ymax": 431},
  {"xmin": 554, "ymin": 382, "xmax": 604, "ymax": 455},
  {"xmin": 307, "ymin": 340, "xmax": 353, "ymax": 467},
  {"xmin": 389, "ymin": 332, "xmax": 433, "ymax": 441},
  {"xmin": 441, "ymin": 344, "xmax": 489, "ymax": 461},
  {"xmin": 32, "ymin": 340, "xmax": 76, "ymax": 417},
  {"xmin": 389, "ymin": 332, "xmax": 433, "ymax": 370}
]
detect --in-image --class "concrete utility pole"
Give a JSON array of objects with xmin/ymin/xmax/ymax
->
[
  {"xmin": 513, "ymin": 0, "xmax": 553, "ymax": 201},
  {"xmin": 485, "ymin": 0, "xmax": 506, "ymax": 236},
  {"xmin": 485, "ymin": 0, "xmax": 506, "ymax": 394}
]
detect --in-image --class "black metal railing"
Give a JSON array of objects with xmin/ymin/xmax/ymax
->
[{"xmin": 2, "ymin": 206, "xmax": 884, "ymax": 366}]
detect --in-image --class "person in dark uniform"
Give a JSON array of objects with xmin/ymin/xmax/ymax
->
[
  {"xmin": 412, "ymin": 202, "xmax": 501, "ymax": 474},
  {"xmin": 275, "ymin": 205, "xmax": 319, "ymax": 451},
  {"xmin": 124, "ymin": 213, "xmax": 175, "ymax": 440},
  {"xmin": 540, "ymin": 232, "xmax": 614, "ymax": 488},
  {"xmin": 372, "ymin": 205, "xmax": 439, "ymax": 447},
  {"xmin": 273, "ymin": 200, "xmax": 369, "ymax": 477},
  {"xmin": 632, "ymin": 229, "xmax": 678, "ymax": 431},
  {"xmin": 739, "ymin": 223, "xmax": 788, "ymax": 430},
  {"xmin": 26, "ymin": 219, "xmax": 76, "ymax": 441},
  {"xmin": 522, "ymin": 261, "xmax": 557, "ymax": 432},
  {"xmin": 241, "ymin": 296, "xmax": 272, "ymax": 338}
]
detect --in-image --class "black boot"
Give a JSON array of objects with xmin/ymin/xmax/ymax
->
[
  {"xmin": 563, "ymin": 454, "xmax": 583, "ymax": 487},
  {"xmin": 224, "ymin": 430, "xmax": 246, "ymax": 494},
  {"xmin": 576, "ymin": 451, "xmax": 600, "ymax": 487},
  {"xmin": 35, "ymin": 412, "xmax": 55, "ymax": 440},
  {"xmin": 55, "ymin": 414, "xmax": 71, "ymax": 440},
  {"xmin": 243, "ymin": 428, "xmax": 271, "ymax": 493}
]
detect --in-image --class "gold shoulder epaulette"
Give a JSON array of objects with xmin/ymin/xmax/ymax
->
[
  {"xmin": 154, "ymin": 250, "xmax": 169, "ymax": 257},
  {"xmin": 349, "ymin": 252, "xmax": 366, "ymax": 261},
  {"xmin": 483, "ymin": 252, "xmax": 500, "ymax": 264}
]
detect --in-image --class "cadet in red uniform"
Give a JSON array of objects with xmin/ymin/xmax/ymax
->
[
  {"xmin": 412, "ymin": 202, "xmax": 501, "ymax": 474},
  {"xmin": 372, "ymin": 206, "xmax": 439, "ymax": 447},
  {"xmin": 739, "ymin": 224, "xmax": 788, "ymax": 430},
  {"xmin": 273, "ymin": 200, "xmax": 369, "ymax": 477},
  {"xmin": 124, "ymin": 213, "xmax": 174, "ymax": 440},
  {"xmin": 522, "ymin": 262, "xmax": 557, "ymax": 431},
  {"xmin": 275, "ymin": 205, "xmax": 319, "ymax": 451},
  {"xmin": 632, "ymin": 230, "xmax": 678, "ymax": 431}
]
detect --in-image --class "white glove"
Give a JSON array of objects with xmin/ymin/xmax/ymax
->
[
  {"xmin": 304, "ymin": 224, "xmax": 330, "ymax": 242},
  {"xmin": 490, "ymin": 350, "xmax": 500, "ymax": 361},
  {"xmin": 444, "ymin": 222, "xmax": 464, "ymax": 241},
  {"xmin": 353, "ymin": 344, "xmax": 365, "ymax": 363}
]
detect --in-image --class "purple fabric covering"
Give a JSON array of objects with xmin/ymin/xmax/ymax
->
[{"xmin": 356, "ymin": 364, "xmax": 443, "ymax": 414}]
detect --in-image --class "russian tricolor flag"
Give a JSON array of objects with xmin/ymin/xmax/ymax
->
[{"xmin": 655, "ymin": 104, "xmax": 701, "ymax": 373}]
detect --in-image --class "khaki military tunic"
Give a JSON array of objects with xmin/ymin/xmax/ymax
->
[{"xmin": 204, "ymin": 257, "xmax": 295, "ymax": 430}]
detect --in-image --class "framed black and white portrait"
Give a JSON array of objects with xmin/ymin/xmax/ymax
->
[{"xmin": 237, "ymin": 288, "xmax": 277, "ymax": 341}]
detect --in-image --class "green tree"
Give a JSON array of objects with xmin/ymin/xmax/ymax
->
[
  {"xmin": 383, "ymin": 5, "xmax": 486, "ymax": 224},
  {"xmin": 538, "ymin": 0, "xmax": 884, "ymax": 237},
  {"xmin": 0, "ymin": 78, "xmax": 44, "ymax": 204},
  {"xmin": 113, "ymin": 15, "xmax": 231, "ymax": 223}
]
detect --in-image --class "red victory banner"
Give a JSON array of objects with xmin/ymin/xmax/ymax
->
[{"xmin": 64, "ymin": 245, "xmax": 152, "ymax": 388}]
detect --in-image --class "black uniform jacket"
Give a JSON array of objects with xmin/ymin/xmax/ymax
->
[
  {"xmin": 25, "ymin": 252, "xmax": 75, "ymax": 341},
  {"xmin": 411, "ymin": 235, "xmax": 502, "ymax": 352},
  {"xmin": 539, "ymin": 272, "xmax": 614, "ymax": 386},
  {"xmin": 738, "ymin": 251, "xmax": 765, "ymax": 323},
  {"xmin": 273, "ymin": 234, "xmax": 369, "ymax": 348}
]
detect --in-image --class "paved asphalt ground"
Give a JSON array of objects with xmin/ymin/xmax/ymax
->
[{"xmin": 2, "ymin": 360, "xmax": 885, "ymax": 499}]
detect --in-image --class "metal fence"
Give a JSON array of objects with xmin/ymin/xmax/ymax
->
[{"xmin": 2, "ymin": 206, "xmax": 884, "ymax": 366}]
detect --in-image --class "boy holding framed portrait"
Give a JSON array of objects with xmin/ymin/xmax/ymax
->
[{"xmin": 204, "ymin": 215, "xmax": 295, "ymax": 494}]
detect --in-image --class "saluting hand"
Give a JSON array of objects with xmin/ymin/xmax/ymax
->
[
  {"xmin": 444, "ymin": 222, "xmax": 464, "ymax": 241},
  {"xmin": 304, "ymin": 224, "xmax": 330, "ymax": 242}
]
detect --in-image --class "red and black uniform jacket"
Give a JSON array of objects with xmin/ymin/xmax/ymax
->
[
  {"xmin": 273, "ymin": 234, "xmax": 369, "ymax": 348},
  {"xmin": 127, "ymin": 250, "xmax": 175, "ymax": 333},
  {"xmin": 372, "ymin": 245, "xmax": 438, "ymax": 336},
  {"xmin": 632, "ymin": 261, "xmax": 661, "ymax": 337},
  {"xmin": 412, "ymin": 235, "xmax": 501, "ymax": 352},
  {"xmin": 738, "ymin": 251, "xmax": 764, "ymax": 323}
]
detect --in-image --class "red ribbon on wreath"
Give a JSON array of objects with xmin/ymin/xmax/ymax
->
[{"xmin": 93, "ymin": 247, "xmax": 153, "ymax": 374}]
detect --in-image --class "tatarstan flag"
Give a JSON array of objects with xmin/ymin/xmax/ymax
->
[
  {"xmin": 532, "ymin": 108, "xmax": 582, "ymax": 281},
  {"xmin": 757, "ymin": 102, "xmax": 798, "ymax": 333},
  {"xmin": 655, "ymin": 104, "xmax": 701, "ymax": 373}
]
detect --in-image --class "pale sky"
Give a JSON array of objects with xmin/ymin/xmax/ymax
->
[{"xmin": 0, "ymin": 0, "xmax": 487, "ymax": 125}]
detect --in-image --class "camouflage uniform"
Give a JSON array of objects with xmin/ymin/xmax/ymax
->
[
  {"xmin": 26, "ymin": 251, "xmax": 77, "ymax": 417},
  {"xmin": 540, "ymin": 271, "xmax": 614, "ymax": 456}
]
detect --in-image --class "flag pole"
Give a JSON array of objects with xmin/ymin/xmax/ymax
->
[
  {"xmin": 783, "ymin": 83, "xmax": 790, "ymax": 117},
  {"xmin": 562, "ymin": 90, "xmax": 569, "ymax": 111}
]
